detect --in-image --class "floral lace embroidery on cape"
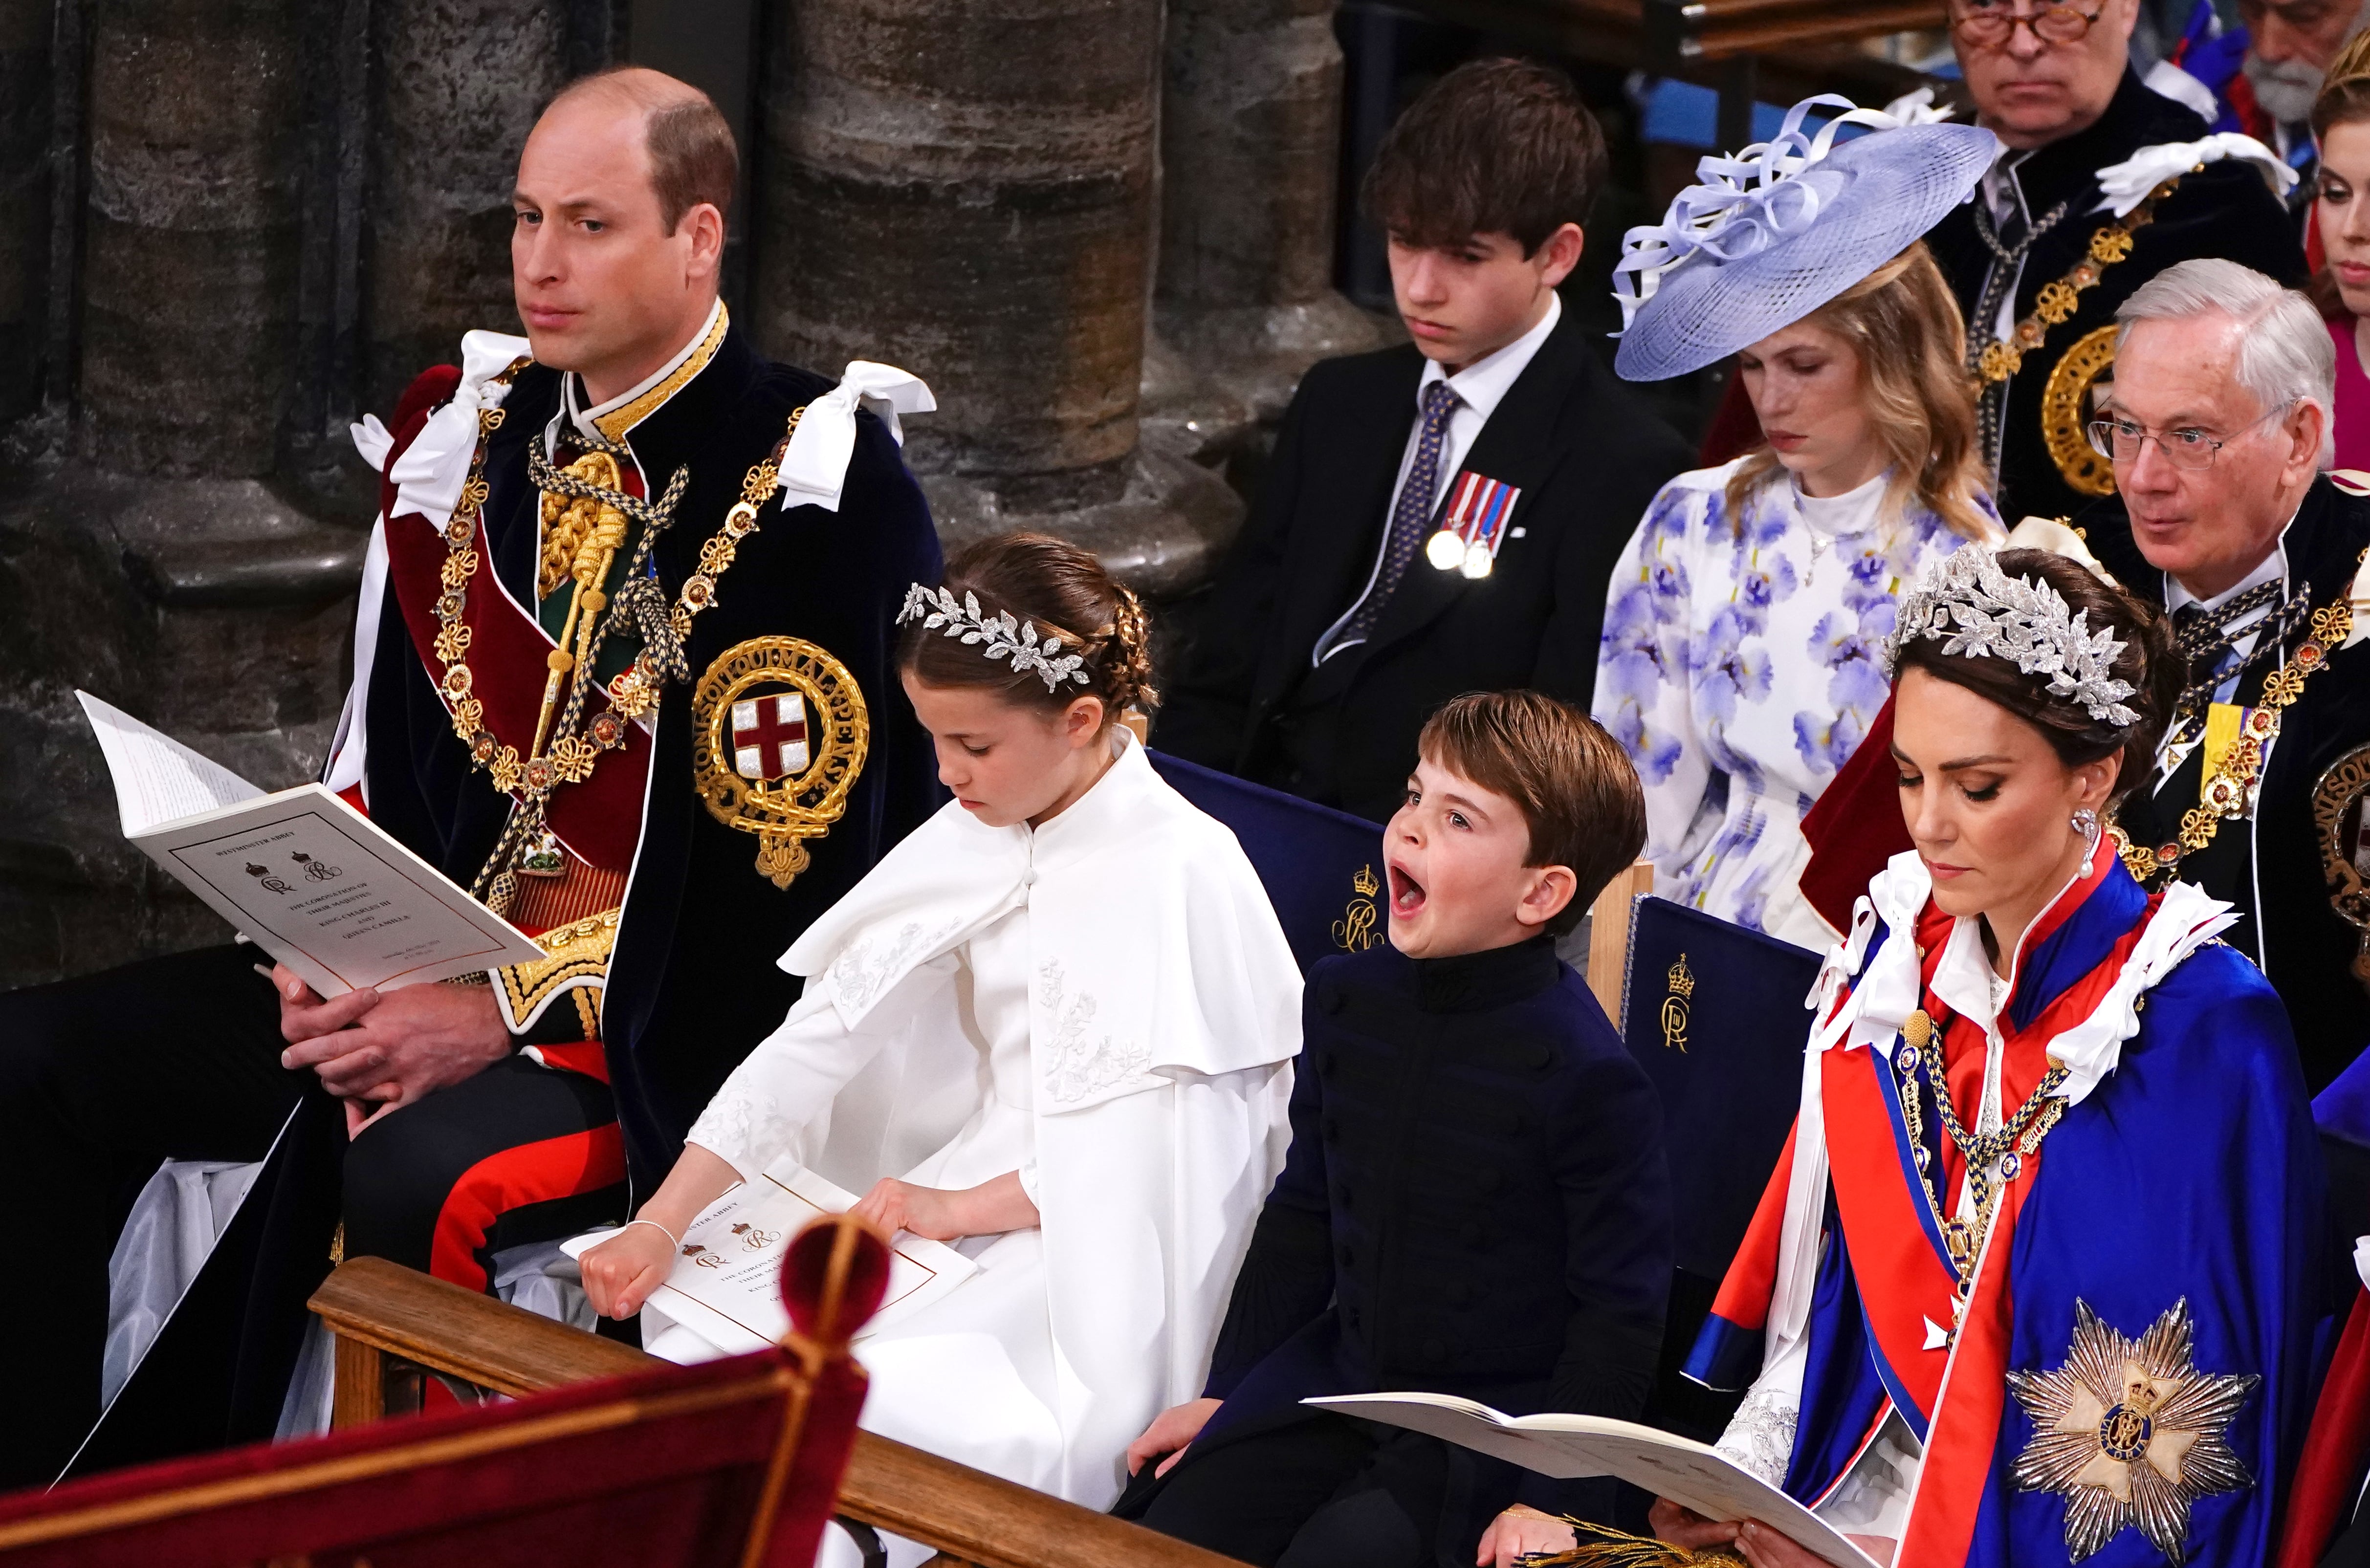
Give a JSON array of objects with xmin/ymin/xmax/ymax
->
[
  {"xmin": 1036, "ymin": 959, "xmax": 1150, "ymax": 1104},
  {"xmin": 829, "ymin": 918, "xmax": 959, "ymax": 1018},
  {"xmin": 686, "ymin": 1086, "xmax": 783, "ymax": 1164}
]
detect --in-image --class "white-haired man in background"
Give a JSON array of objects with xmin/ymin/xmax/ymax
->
[
  {"xmin": 2090, "ymin": 257, "xmax": 2370, "ymax": 1092},
  {"xmin": 2235, "ymin": 0, "xmax": 2369, "ymax": 180}
]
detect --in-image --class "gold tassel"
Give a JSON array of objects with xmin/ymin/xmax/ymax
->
[{"xmin": 1521, "ymin": 1522, "xmax": 1747, "ymax": 1567}]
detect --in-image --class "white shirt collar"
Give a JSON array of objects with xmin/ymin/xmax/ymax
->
[
  {"xmin": 562, "ymin": 297, "xmax": 725, "ymax": 441},
  {"xmin": 1414, "ymin": 289, "xmax": 1561, "ymax": 423},
  {"xmin": 2163, "ymin": 504, "xmax": 2297, "ymax": 615}
]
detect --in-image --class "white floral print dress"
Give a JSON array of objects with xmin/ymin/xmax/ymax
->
[{"xmin": 1593, "ymin": 461, "xmax": 1990, "ymax": 950}]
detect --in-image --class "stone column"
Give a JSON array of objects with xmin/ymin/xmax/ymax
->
[
  {"xmin": 80, "ymin": 0, "xmax": 307, "ymax": 473},
  {"xmin": 364, "ymin": 0, "xmax": 573, "ymax": 415},
  {"xmin": 0, "ymin": 0, "xmax": 362, "ymax": 985},
  {"xmin": 1149, "ymin": 0, "xmax": 1379, "ymax": 443},
  {"xmin": 0, "ymin": 0, "xmax": 47, "ymax": 427},
  {"xmin": 754, "ymin": 0, "xmax": 1240, "ymax": 597}
]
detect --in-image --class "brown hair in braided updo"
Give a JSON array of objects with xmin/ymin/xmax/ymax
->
[
  {"xmin": 899, "ymin": 532, "xmax": 1157, "ymax": 723},
  {"xmin": 1890, "ymin": 549, "xmax": 2181, "ymax": 807}
]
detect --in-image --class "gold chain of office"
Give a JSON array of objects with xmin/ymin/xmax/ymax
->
[
  {"xmin": 2113, "ymin": 578, "xmax": 2359, "ymax": 885},
  {"xmin": 1972, "ymin": 174, "xmax": 2181, "ymax": 386},
  {"xmin": 423, "ymin": 368, "xmax": 805, "ymax": 905}
]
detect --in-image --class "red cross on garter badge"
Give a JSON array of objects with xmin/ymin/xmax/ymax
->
[
  {"xmin": 731, "ymin": 692, "xmax": 811, "ymax": 781},
  {"xmin": 692, "ymin": 637, "xmax": 868, "ymax": 889}
]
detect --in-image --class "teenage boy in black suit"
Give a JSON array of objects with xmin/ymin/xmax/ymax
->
[
  {"xmin": 1118, "ymin": 692, "xmax": 1671, "ymax": 1568},
  {"xmin": 1156, "ymin": 58, "xmax": 1694, "ymax": 825}
]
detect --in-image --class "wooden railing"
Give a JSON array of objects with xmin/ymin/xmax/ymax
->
[{"xmin": 309, "ymin": 1258, "xmax": 1244, "ymax": 1568}]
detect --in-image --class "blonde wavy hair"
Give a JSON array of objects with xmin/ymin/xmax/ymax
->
[{"xmin": 1723, "ymin": 242, "xmax": 1995, "ymax": 543}]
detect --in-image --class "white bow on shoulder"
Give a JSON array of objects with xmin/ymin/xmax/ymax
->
[
  {"xmin": 777, "ymin": 361, "xmax": 937, "ymax": 514},
  {"xmin": 2092, "ymin": 133, "xmax": 2298, "ymax": 218}
]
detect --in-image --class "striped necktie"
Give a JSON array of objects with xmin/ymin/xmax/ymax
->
[{"xmin": 1342, "ymin": 380, "xmax": 1462, "ymax": 644}]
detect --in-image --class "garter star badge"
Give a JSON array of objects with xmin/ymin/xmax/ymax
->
[
  {"xmin": 2007, "ymin": 1298, "xmax": 2257, "ymax": 1564},
  {"xmin": 692, "ymin": 636, "xmax": 868, "ymax": 889}
]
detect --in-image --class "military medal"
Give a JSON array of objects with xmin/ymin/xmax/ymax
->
[{"xmin": 1424, "ymin": 470, "xmax": 1521, "ymax": 580}]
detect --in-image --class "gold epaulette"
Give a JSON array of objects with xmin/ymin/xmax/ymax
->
[{"xmin": 495, "ymin": 906, "xmax": 622, "ymax": 1032}]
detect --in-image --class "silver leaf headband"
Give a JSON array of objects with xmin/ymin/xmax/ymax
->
[
  {"xmin": 1885, "ymin": 548, "xmax": 2141, "ymax": 728},
  {"xmin": 898, "ymin": 583, "xmax": 1090, "ymax": 692}
]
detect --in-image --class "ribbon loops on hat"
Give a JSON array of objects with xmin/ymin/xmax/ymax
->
[
  {"xmin": 777, "ymin": 361, "xmax": 937, "ymax": 515},
  {"xmin": 1612, "ymin": 92, "xmax": 1957, "ymax": 336}
]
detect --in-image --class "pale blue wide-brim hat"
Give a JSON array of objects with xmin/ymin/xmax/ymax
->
[{"xmin": 1612, "ymin": 94, "xmax": 2002, "ymax": 383}]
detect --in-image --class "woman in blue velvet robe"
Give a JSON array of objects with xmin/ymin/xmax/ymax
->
[{"xmin": 1655, "ymin": 548, "xmax": 2323, "ymax": 1568}]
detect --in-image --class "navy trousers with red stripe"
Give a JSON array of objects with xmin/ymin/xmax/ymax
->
[
  {"xmin": 343, "ymin": 1052, "xmax": 626, "ymax": 1292},
  {"xmin": 0, "ymin": 942, "xmax": 627, "ymax": 1490}
]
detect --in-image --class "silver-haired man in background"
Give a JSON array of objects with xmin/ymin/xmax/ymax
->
[{"xmin": 2090, "ymin": 257, "xmax": 2370, "ymax": 1092}]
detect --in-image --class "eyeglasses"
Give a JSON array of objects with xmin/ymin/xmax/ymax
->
[
  {"xmin": 2085, "ymin": 404, "xmax": 2295, "ymax": 470},
  {"xmin": 1950, "ymin": 0, "xmax": 2106, "ymax": 46}
]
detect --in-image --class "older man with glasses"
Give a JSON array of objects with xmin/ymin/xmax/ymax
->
[
  {"xmin": 2086, "ymin": 257, "xmax": 2370, "ymax": 1092},
  {"xmin": 1923, "ymin": 0, "xmax": 2308, "ymax": 528}
]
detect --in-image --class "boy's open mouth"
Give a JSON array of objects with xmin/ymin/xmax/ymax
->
[{"xmin": 1386, "ymin": 862, "xmax": 1425, "ymax": 915}]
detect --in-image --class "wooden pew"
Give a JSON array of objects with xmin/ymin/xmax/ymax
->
[
  {"xmin": 309, "ymin": 1258, "xmax": 1243, "ymax": 1568},
  {"xmin": 1585, "ymin": 859, "xmax": 1656, "ymax": 1024}
]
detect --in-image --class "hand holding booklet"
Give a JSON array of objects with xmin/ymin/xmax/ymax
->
[
  {"xmin": 1303, "ymin": 1393, "xmax": 1881, "ymax": 1568},
  {"xmin": 78, "ymin": 691, "xmax": 546, "ymax": 996},
  {"xmin": 562, "ymin": 1160, "xmax": 976, "ymax": 1355}
]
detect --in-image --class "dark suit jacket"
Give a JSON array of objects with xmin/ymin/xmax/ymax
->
[
  {"xmin": 2092, "ymin": 477, "xmax": 2370, "ymax": 1092},
  {"xmin": 1156, "ymin": 306, "xmax": 1693, "ymax": 823},
  {"xmin": 1924, "ymin": 69, "xmax": 2306, "ymax": 528},
  {"xmin": 1192, "ymin": 937, "xmax": 1673, "ymax": 1530}
]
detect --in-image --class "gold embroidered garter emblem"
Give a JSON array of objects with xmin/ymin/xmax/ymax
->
[
  {"xmin": 692, "ymin": 636, "xmax": 868, "ymax": 889},
  {"xmin": 2314, "ymin": 742, "xmax": 2370, "ymax": 993},
  {"xmin": 2041, "ymin": 324, "xmax": 2121, "ymax": 499},
  {"xmin": 2006, "ymin": 1298, "xmax": 2257, "ymax": 1564}
]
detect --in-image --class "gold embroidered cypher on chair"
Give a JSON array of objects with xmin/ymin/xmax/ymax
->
[
  {"xmin": 1660, "ymin": 953, "xmax": 1694, "ymax": 1052},
  {"xmin": 1332, "ymin": 865, "xmax": 1383, "ymax": 953}
]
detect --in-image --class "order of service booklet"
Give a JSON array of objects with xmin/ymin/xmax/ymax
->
[
  {"xmin": 77, "ymin": 691, "xmax": 546, "ymax": 996},
  {"xmin": 562, "ymin": 1160, "xmax": 978, "ymax": 1355},
  {"xmin": 1304, "ymin": 1393, "xmax": 1882, "ymax": 1568}
]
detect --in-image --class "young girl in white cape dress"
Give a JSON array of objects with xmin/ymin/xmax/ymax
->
[{"xmin": 578, "ymin": 532, "xmax": 1303, "ymax": 1532}]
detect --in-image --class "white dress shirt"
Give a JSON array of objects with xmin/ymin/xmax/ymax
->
[{"xmin": 1314, "ymin": 290, "xmax": 1563, "ymax": 664}]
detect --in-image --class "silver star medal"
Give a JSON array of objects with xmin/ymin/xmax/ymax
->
[{"xmin": 2006, "ymin": 1298, "xmax": 2258, "ymax": 1564}]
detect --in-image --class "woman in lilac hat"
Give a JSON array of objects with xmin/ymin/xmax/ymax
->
[{"xmin": 1592, "ymin": 96, "xmax": 2004, "ymax": 952}]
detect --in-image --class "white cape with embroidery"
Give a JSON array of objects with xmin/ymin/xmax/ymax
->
[{"xmin": 675, "ymin": 732, "xmax": 1301, "ymax": 1509}]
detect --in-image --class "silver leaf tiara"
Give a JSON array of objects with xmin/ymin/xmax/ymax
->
[
  {"xmin": 898, "ymin": 583, "xmax": 1090, "ymax": 692},
  {"xmin": 1885, "ymin": 548, "xmax": 2141, "ymax": 728}
]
